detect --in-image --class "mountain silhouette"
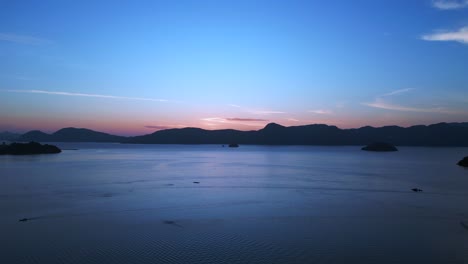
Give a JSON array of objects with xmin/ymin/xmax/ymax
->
[
  {"xmin": 4, "ymin": 122, "xmax": 468, "ymax": 146},
  {"xmin": 128, "ymin": 122, "xmax": 468, "ymax": 146},
  {"xmin": 129, "ymin": 128, "xmax": 254, "ymax": 144},
  {"xmin": 19, "ymin": 130, "xmax": 52, "ymax": 142},
  {"xmin": 18, "ymin": 127, "xmax": 126, "ymax": 142},
  {"xmin": 51, "ymin": 128, "xmax": 126, "ymax": 142}
]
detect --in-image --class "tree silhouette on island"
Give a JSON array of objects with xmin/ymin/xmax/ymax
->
[{"xmin": 0, "ymin": 142, "xmax": 61, "ymax": 155}]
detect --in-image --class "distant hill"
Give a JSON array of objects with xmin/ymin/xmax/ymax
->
[
  {"xmin": 18, "ymin": 127, "xmax": 126, "ymax": 143},
  {"xmin": 51, "ymin": 128, "xmax": 126, "ymax": 142},
  {"xmin": 127, "ymin": 122, "xmax": 468, "ymax": 146},
  {"xmin": 19, "ymin": 130, "xmax": 53, "ymax": 142},
  {"xmin": 9, "ymin": 122, "xmax": 468, "ymax": 146},
  {"xmin": 0, "ymin": 132, "xmax": 21, "ymax": 141},
  {"xmin": 129, "ymin": 128, "xmax": 255, "ymax": 144}
]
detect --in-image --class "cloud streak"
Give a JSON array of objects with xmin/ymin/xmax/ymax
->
[
  {"xmin": 3, "ymin": 89, "xmax": 167, "ymax": 102},
  {"xmin": 308, "ymin": 109, "xmax": 332, "ymax": 115},
  {"xmin": 381, "ymin": 88, "xmax": 414, "ymax": 97},
  {"xmin": 363, "ymin": 88, "xmax": 456, "ymax": 114},
  {"xmin": 201, "ymin": 118, "xmax": 227, "ymax": 123},
  {"xmin": 432, "ymin": 0, "xmax": 468, "ymax": 10},
  {"xmin": 363, "ymin": 99, "xmax": 453, "ymax": 113},
  {"xmin": 0, "ymin": 33, "xmax": 51, "ymax": 45},
  {"xmin": 422, "ymin": 27, "xmax": 468, "ymax": 44}
]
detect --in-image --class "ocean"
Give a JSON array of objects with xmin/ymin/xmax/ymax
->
[{"xmin": 1, "ymin": 144, "xmax": 468, "ymax": 263}]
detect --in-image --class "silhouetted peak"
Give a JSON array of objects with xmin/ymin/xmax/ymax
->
[
  {"xmin": 152, "ymin": 127, "xmax": 205, "ymax": 135},
  {"xmin": 17, "ymin": 130, "xmax": 52, "ymax": 142},
  {"xmin": 55, "ymin": 127, "xmax": 80, "ymax": 131},
  {"xmin": 263, "ymin": 123, "xmax": 285, "ymax": 130},
  {"xmin": 180, "ymin": 127, "xmax": 206, "ymax": 131},
  {"xmin": 23, "ymin": 130, "xmax": 49, "ymax": 136},
  {"xmin": 17, "ymin": 127, "xmax": 126, "ymax": 142},
  {"xmin": 53, "ymin": 127, "xmax": 118, "ymax": 137},
  {"xmin": 54, "ymin": 127, "xmax": 92, "ymax": 134}
]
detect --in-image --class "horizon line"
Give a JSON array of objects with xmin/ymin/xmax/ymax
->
[{"xmin": 3, "ymin": 121, "xmax": 467, "ymax": 138}]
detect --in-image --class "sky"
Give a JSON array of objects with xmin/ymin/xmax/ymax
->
[{"xmin": 0, "ymin": 0, "xmax": 467, "ymax": 136}]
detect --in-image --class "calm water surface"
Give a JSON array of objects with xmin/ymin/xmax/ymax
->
[{"xmin": 1, "ymin": 144, "xmax": 468, "ymax": 263}]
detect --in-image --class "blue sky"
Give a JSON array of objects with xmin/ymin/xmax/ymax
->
[{"xmin": 0, "ymin": 0, "xmax": 467, "ymax": 135}]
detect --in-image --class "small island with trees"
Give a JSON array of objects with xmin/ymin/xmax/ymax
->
[
  {"xmin": 458, "ymin": 156, "xmax": 468, "ymax": 167},
  {"xmin": 361, "ymin": 142, "xmax": 398, "ymax": 152},
  {"xmin": 0, "ymin": 142, "xmax": 61, "ymax": 155}
]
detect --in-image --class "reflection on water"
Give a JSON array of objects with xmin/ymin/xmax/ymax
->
[{"xmin": 1, "ymin": 144, "xmax": 468, "ymax": 263}]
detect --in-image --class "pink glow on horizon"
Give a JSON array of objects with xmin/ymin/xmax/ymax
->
[{"xmin": 1, "ymin": 114, "xmax": 462, "ymax": 137}]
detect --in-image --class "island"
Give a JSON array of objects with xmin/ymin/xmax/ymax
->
[
  {"xmin": 361, "ymin": 142, "xmax": 398, "ymax": 152},
  {"xmin": 228, "ymin": 143, "xmax": 239, "ymax": 148},
  {"xmin": 458, "ymin": 156, "xmax": 468, "ymax": 167},
  {"xmin": 0, "ymin": 142, "xmax": 62, "ymax": 155}
]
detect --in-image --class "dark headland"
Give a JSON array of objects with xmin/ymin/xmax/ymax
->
[
  {"xmin": 458, "ymin": 157, "xmax": 468, "ymax": 167},
  {"xmin": 0, "ymin": 142, "xmax": 61, "ymax": 155},
  {"xmin": 2, "ymin": 122, "xmax": 468, "ymax": 146}
]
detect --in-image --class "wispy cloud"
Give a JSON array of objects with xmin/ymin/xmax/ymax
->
[
  {"xmin": 201, "ymin": 117, "xmax": 228, "ymax": 123},
  {"xmin": 287, "ymin": 118, "xmax": 300, "ymax": 122},
  {"xmin": 225, "ymin": 118, "xmax": 268, "ymax": 122},
  {"xmin": 201, "ymin": 117, "xmax": 269, "ymax": 128},
  {"xmin": 3, "ymin": 89, "xmax": 167, "ymax": 102},
  {"xmin": 363, "ymin": 99, "xmax": 453, "ymax": 113},
  {"xmin": 363, "ymin": 88, "xmax": 455, "ymax": 114},
  {"xmin": 144, "ymin": 125, "xmax": 173, "ymax": 130},
  {"xmin": 422, "ymin": 27, "xmax": 468, "ymax": 44},
  {"xmin": 432, "ymin": 0, "xmax": 468, "ymax": 10},
  {"xmin": 381, "ymin": 88, "xmax": 414, "ymax": 97},
  {"xmin": 228, "ymin": 104, "xmax": 241, "ymax": 108},
  {"xmin": 308, "ymin": 109, "xmax": 333, "ymax": 115},
  {"xmin": 0, "ymin": 33, "xmax": 51, "ymax": 45}
]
